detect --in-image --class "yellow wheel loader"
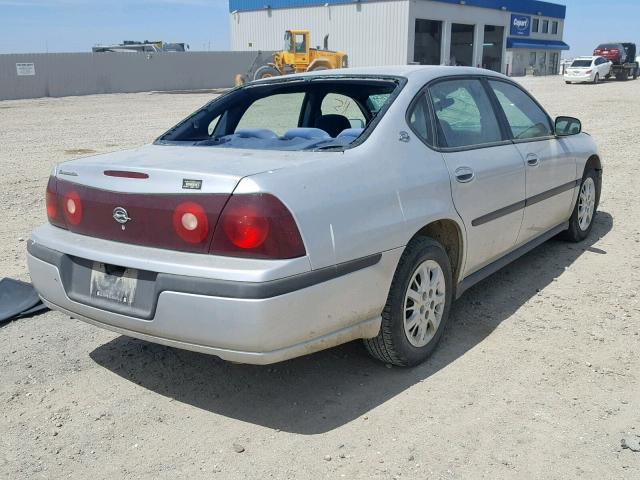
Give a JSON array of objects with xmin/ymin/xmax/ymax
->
[{"xmin": 235, "ymin": 30, "xmax": 348, "ymax": 86}]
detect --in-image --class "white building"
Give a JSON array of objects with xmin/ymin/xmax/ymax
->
[{"xmin": 229, "ymin": 0, "xmax": 569, "ymax": 76}]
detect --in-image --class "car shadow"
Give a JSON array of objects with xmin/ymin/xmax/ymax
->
[{"xmin": 90, "ymin": 212, "xmax": 613, "ymax": 435}]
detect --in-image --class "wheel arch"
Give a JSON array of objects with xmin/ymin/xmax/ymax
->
[
  {"xmin": 585, "ymin": 154, "xmax": 602, "ymax": 173},
  {"xmin": 409, "ymin": 219, "xmax": 465, "ymax": 288}
]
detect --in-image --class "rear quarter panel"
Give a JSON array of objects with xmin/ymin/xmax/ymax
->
[{"xmin": 236, "ymin": 92, "xmax": 462, "ymax": 271}]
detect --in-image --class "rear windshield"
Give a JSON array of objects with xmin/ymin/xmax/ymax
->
[
  {"xmin": 157, "ymin": 77, "xmax": 402, "ymax": 151},
  {"xmin": 597, "ymin": 44, "xmax": 620, "ymax": 49},
  {"xmin": 571, "ymin": 60, "xmax": 592, "ymax": 67}
]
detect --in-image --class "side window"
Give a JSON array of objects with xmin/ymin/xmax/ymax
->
[
  {"xmin": 207, "ymin": 115, "xmax": 221, "ymax": 136},
  {"xmin": 488, "ymin": 80, "xmax": 553, "ymax": 140},
  {"xmin": 367, "ymin": 94, "xmax": 391, "ymax": 114},
  {"xmin": 407, "ymin": 93, "xmax": 434, "ymax": 146},
  {"xmin": 428, "ymin": 79, "xmax": 503, "ymax": 148},
  {"xmin": 236, "ymin": 93, "xmax": 305, "ymax": 136},
  {"xmin": 321, "ymin": 93, "xmax": 366, "ymax": 127}
]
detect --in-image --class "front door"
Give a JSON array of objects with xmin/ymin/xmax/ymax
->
[
  {"xmin": 487, "ymin": 79, "xmax": 577, "ymax": 245},
  {"xmin": 428, "ymin": 78, "xmax": 526, "ymax": 276}
]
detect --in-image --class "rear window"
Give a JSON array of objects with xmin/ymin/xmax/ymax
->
[
  {"xmin": 571, "ymin": 60, "xmax": 592, "ymax": 67},
  {"xmin": 157, "ymin": 77, "xmax": 402, "ymax": 151},
  {"xmin": 597, "ymin": 44, "xmax": 620, "ymax": 49}
]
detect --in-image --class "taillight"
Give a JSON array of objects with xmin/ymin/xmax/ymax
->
[
  {"xmin": 62, "ymin": 190, "xmax": 83, "ymax": 225},
  {"xmin": 210, "ymin": 193, "xmax": 305, "ymax": 259},
  {"xmin": 172, "ymin": 201, "xmax": 209, "ymax": 244},
  {"xmin": 46, "ymin": 177, "xmax": 58, "ymax": 221},
  {"xmin": 46, "ymin": 176, "xmax": 67, "ymax": 229}
]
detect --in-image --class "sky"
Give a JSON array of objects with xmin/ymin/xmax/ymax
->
[{"xmin": 0, "ymin": 0, "xmax": 638, "ymax": 57}]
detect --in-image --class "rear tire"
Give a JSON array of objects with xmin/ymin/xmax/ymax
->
[
  {"xmin": 563, "ymin": 169, "xmax": 600, "ymax": 242},
  {"xmin": 253, "ymin": 65, "xmax": 280, "ymax": 81},
  {"xmin": 364, "ymin": 237, "xmax": 453, "ymax": 367},
  {"xmin": 565, "ymin": 81, "xmax": 571, "ymax": 84}
]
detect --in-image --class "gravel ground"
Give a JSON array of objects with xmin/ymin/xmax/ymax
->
[{"xmin": 1, "ymin": 76, "xmax": 639, "ymax": 479}]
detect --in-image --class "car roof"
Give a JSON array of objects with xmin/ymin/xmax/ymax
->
[{"xmin": 253, "ymin": 65, "xmax": 508, "ymax": 86}]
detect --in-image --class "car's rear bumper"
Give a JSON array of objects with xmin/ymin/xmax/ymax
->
[
  {"xmin": 564, "ymin": 73, "xmax": 594, "ymax": 83},
  {"xmin": 27, "ymin": 232, "xmax": 401, "ymax": 364}
]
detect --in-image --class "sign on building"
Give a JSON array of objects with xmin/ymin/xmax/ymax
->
[
  {"xmin": 16, "ymin": 63, "xmax": 36, "ymax": 76},
  {"xmin": 510, "ymin": 14, "xmax": 531, "ymax": 37}
]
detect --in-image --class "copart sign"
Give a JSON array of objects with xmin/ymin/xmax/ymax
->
[{"xmin": 510, "ymin": 14, "xmax": 531, "ymax": 37}]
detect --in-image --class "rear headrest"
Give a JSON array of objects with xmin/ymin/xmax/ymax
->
[
  {"xmin": 235, "ymin": 128, "xmax": 278, "ymax": 139},
  {"xmin": 337, "ymin": 128, "xmax": 364, "ymax": 139},
  {"xmin": 282, "ymin": 128, "xmax": 331, "ymax": 140}
]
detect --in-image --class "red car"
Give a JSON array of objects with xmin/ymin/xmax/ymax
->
[{"xmin": 593, "ymin": 43, "xmax": 629, "ymax": 64}]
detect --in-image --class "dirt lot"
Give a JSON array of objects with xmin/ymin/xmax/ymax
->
[{"xmin": 1, "ymin": 76, "xmax": 639, "ymax": 479}]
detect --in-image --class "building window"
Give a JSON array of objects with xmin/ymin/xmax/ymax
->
[
  {"xmin": 450, "ymin": 23, "xmax": 475, "ymax": 66},
  {"xmin": 482, "ymin": 25, "xmax": 504, "ymax": 73},
  {"xmin": 552, "ymin": 21, "xmax": 558, "ymax": 34},
  {"xmin": 542, "ymin": 20, "xmax": 549, "ymax": 34},
  {"xmin": 532, "ymin": 18, "xmax": 539, "ymax": 32},
  {"xmin": 414, "ymin": 19, "xmax": 442, "ymax": 65},
  {"xmin": 529, "ymin": 51, "xmax": 536, "ymax": 67}
]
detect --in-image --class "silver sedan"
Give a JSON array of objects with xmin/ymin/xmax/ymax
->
[{"xmin": 28, "ymin": 66, "xmax": 602, "ymax": 366}]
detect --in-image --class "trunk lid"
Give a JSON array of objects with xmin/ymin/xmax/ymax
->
[
  {"xmin": 57, "ymin": 143, "xmax": 314, "ymax": 194},
  {"xmin": 50, "ymin": 144, "xmax": 318, "ymax": 254}
]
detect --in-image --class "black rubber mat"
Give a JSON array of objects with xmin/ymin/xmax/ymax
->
[{"xmin": 0, "ymin": 278, "xmax": 48, "ymax": 324}]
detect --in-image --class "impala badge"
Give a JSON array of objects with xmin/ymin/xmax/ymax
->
[{"xmin": 113, "ymin": 207, "xmax": 131, "ymax": 230}]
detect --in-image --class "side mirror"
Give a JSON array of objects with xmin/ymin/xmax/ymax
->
[{"xmin": 555, "ymin": 116, "xmax": 582, "ymax": 136}]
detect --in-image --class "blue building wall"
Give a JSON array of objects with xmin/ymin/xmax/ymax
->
[{"xmin": 229, "ymin": 0, "xmax": 566, "ymax": 19}]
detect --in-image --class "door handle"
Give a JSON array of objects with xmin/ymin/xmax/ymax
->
[
  {"xmin": 454, "ymin": 166, "xmax": 475, "ymax": 183},
  {"xmin": 526, "ymin": 154, "xmax": 540, "ymax": 167}
]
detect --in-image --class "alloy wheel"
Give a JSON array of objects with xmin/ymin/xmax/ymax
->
[
  {"xmin": 403, "ymin": 260, "xmax": 446, "ymax": 348},
  {"xmin": 578, "ymin": 177, "xmax": 596, "ymax": 231}
]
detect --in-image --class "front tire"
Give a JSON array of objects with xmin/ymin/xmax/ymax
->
[
  {"xmin": 364, "ymin": 237, "xmax": 453, "ymax": 367},
  {"xmin": 563, "ymin": 169, "xmax": 600, "ymax": 242},
  {"xmin": 253, "ymin": 65, "xmax": 280, "ymax": 81},
  {"xmin": 593, "ymin": 73, "xmax": 600, "ymax": 84}
]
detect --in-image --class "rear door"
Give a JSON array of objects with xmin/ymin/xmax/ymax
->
[
  {"xmin": 428, "ymin": 78, "xmax": 526, "ymax": 276},
  {"xmin": 487, "ymin": 79, "xmax": 577, "ymax": 246}
]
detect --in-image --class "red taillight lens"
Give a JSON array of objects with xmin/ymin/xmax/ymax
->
[
  {"xmin": 210, "ymin": 193, "xmax": 305, "ymax": 259},
  {"xmin": 46, "ymin": 176, "xmax": 68, "ymax": 229},
  {"xmin": 46, "ymin": 176, "xmax": 58, "ymax": 221},
  {"xmin": 222, "ymin": 205, "xmax": 270, "ymax": 249},
  {"xmin": 172, "ymin": 201, "xmax": 209, "ymax": 244},
  {"xmin": 62, "ymin": 190, "xmax": 83, "ymax": 225}
]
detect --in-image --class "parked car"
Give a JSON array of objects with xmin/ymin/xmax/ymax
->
[
  {"xmin": 593, "ymin": 43, "xmax": 628, "ymax": 64},
  {"xmin": 28, "ymin": 67, "xmax": 602, "ymax": 367},
  {"xmin": 564, "ymin": 56, "xmax": 612, "ymax": 84}
]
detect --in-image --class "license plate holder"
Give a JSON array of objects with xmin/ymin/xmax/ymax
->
[{"xmin": 90, "ymin": 262, "xmax": 138, "ymax": 306}]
